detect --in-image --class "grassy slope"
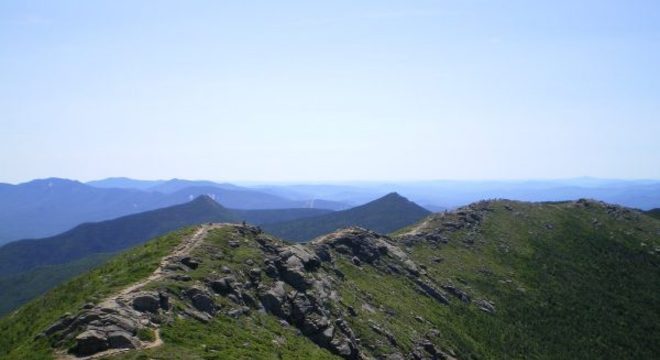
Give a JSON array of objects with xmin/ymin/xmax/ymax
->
[
  {"xmin": 0, "ymin": 227, "xmax": 197, "ymax": 359},
  {"xmin": 112, "ymin": 227, "xmax": 337, "ymax": 360},
  {"xmin": 0, "ymin": 199, "xmax": 332, "ymax": 317},
  {"xmin": 0, "ymin": 226, "xmax": 337, "ymax": 360},
  {"xmin": 2, "ymin": 201, "xmax": 659, "ymax": 359},
  {"xmin": 0, "ymin": 253, "xmax": 113, "ymax": 315},
  {"xmin": 398, "ymin": 201, "xmax": 660, "ymax": 359}
]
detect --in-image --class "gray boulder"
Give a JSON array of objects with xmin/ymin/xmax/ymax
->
[
  {"xmin": 209, "ymin": 276, "xmax": 236, "ymax": 295},
  {"xmin": 181, "ymin": 256, "xmax": 200, "ymax": 269},
  {"xmin": 260, "ymin": 281, "xmax": 288, "ymax": 317},
  {"xmin": 71, "ymin": 330, "xmax": 108, "ymax": 356},
  {"xmin": 107, "ymin": 330, "xmax": 137, "ymax": 349},
  {"xmin": 185, "ymin": 287, "xmax": 216, "ymax": 314},
  {"xmin": 132, "ymin": 292, "xmax": 161, "ymax": 313}
]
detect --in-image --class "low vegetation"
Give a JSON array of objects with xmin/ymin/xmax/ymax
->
[
  {"xmin": 0, "ymin": 227, "xmax": 196, "ymax": 359},
  {"xmin": 1, "ymin": 199, "xmax": 658, "ymax": 359}
]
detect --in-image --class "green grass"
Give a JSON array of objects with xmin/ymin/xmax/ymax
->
[
  {"xmin": 0, "ymin": 227, "xmax": 197, "ymax": 359},
  {"xmin": 2, "ymin": 201, "xmax": 659, "ymax": 359},
  {"xmin": 403, "ymin": 201, "xmax": 660, "ymax": 359},
  {"xmin": 0, "ymin": 253, "xmax": 113, "ymax": 315},
  {"xmin": 317, "ymin": 201, "xmax": 660, "ymax": 359},
  {"xmin": 137, "ymin": 328, "xmax": 156, "ymax": 342},
  {"xmin": 114, "ymin": 314, "xmax": 337, "ymax": 360},
  {"xmin": 115, "ymin": 226, "xmax": 337, "ymax": 360}
]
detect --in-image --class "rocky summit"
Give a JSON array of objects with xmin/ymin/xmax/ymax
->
[{"xmin": 1, "ymin": 199, "xmax": 659, "ymax": 359}]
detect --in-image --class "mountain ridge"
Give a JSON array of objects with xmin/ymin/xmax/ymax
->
[
  {"xmin": 0, "ymin": 194, "xmax": 415, "ymax": 315},
  {"xmin": 0, "ymin": 178, "xmax": 347, "ymax": 244},
  {"xmin": 1, "ymin": 198, "xmax": 658, "ymax": 359},
  {"xmin": 263, "ymin": 192, "xmax": 431, "ymax": 242},
  {"xmin": 0, "ymin": 195, "xmax": 235, "ymax": 276}
]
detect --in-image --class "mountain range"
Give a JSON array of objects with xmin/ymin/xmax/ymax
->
[
  {"xmin": 3, "ymin": 176, "xmax": 660, "ymax": 245},
  {"xmin": 1, "ymin": 198, "xmax": 658, "ymax": 359},
  {"xmin": 0, "ymin": 178, "xmax": 349, "ymax": 245},
  {"xmin": 251, "ymin": 178, "xmax": 660, "ymax": 210},
  {"xmin": 0, "ymin": 193, "xmax": 427, "ymax": 315}
]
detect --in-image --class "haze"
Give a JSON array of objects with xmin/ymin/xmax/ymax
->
[{"xmin": 1, "ymin": 0, "xmax": 659, "ymax": 183}]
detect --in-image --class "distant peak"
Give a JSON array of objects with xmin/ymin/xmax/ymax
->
[
  {"xmin": 23, "ymin": 178, "xmax": 83, "ymax": 187},
  {"xmin": 372, "ymin": 192, "xmax": 408, "ymax": 203},
  {"xmin": 191, "ymin": 194, "xmax": 219, "ymax": 204}
]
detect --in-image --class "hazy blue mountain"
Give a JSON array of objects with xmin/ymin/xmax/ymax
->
[
  {"xmin": 147, "ymin": 179, "xmax": 244, "ymax": 193},
  {"xmin": 263, "ymin": 192, "xmax": 431, "ymax": 242},
  {"xmin": 0, "ymin": 196, "xmax": 337, "ymax": 314},
  {"xmin": 161, "ymin": 186, "xmax": 307, "ymax": 210},
  {"xmin": 250, "ymin": 179, "xmax": 660, "ymax": 210},
  {"xmin": 0, "ymin": 253, "xmax": 113, "ymax": 316},
  {"xmin": 86, "ymin": 177, "xmax": 166, "ymax": 190},
  {"xmin": 0, "ymin": 178, "xmax": 164, "ymax": 244},
  {"xmin": 234, "ymin": 208, "xmax": 333, "ymax": 225},
  {"xmin": 421, "ymin": 204, "xmax": 447, "ymax": 212},
  {"xmin": 0, "ymin": 195, "xmax": 236, "ymax": 277},
  {"xmin": 0, "ymin": 179, "xmax": 347, "ymax": 244},
  {"xmin": 250, "ymin": 183, "xmax": 383, "ymax": 206}
]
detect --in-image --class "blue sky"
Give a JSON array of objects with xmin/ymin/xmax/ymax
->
[{"xmin": 1, "ymin": 0, "xmax": 659, "ymax": 183}]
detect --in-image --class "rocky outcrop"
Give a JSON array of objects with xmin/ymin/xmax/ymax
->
[
  {"xmin": 131, "ymin": 292, "xmax": 161, "ymax": 312},
  {"xmin": 248, "ymin": 236, "xmax": 361, "ymax": 358},
  {"xmin": 184, "ymin": 286, "xmax": 217, "ymax": 315},
  {"xmin": 44, "ymin": 303, "xmax": 146, "ymax": 357},
  {"xmin": 311, "ymin": 227, "xmax": 391, "ymax": 264},
  {"xmin": 42, "ymin": 223, "xmax": 459, "ymax": 359},
  {"xmin": 42, "ymin": 224, "xmax": 224, "ymax": 358},
  {"xmin": 398, "ymin": 202, "xmax": 493, "ymax": 246}
]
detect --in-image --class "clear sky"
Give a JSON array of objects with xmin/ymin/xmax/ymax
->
[{"xmin": 1, "ymin": 1, "xmax": 659, "ymax": 183}]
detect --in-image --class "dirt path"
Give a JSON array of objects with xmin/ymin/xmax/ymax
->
[
  {"xmin": 100, "ymin": 224, "xmax": 217, "ymax": 306},
  {"xmin": 57, "ymin": 223, "xmax": 225, "ymax": 360}
]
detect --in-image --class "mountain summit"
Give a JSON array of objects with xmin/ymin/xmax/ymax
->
[
  {"xmin": 262, "ymin": 192, "xmax": 431, "ymax": 242},
  {"xmin": 0, "ymin": 195, "xmax": 235, "ymax": 277}
]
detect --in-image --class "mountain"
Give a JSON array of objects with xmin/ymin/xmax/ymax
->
[
  {"xmin": 146, "ymin": 179, "xmax": 243, "ymax": 193},
  {"xmin": 253, "ymin": 179, "xmax": 660, "ymax": 210},
  {"xmin": 0, "ymin": 178, "xmax": 346, "ymax": 245},
  {"xmin": 262, "ymin": 192, "xmax": 431, "ymax": 242},
  {"xmin": 0, "ymin": 178, "xmax": 164, "ymax": 244},
  {"xmin": 0, "ymin": 197, "xmax": 334, "ymax": 315},
  {"xmin": 1, "ymin": 199, "xmax": 658, "ymax": 359},
  {"xmin": 233, "ymin": 208, "xmax": 334, "ymax": 224},
  {"xmin": 86, "ymin": 177, "xmax": 166, "ymax": 190},
  {"xmin": 0, "ymin": 195, "xmax": 235, "ymax": 277},
  {"xmin": 646, "ymin": 208, "xmax": 660, "ymax": 220},
  {"xmin": 0, "ymin": 253, "xmax": 113, "ymax": 316},
  {"xmin": 160, "ymin": 185, "xmax": 347, "ymax": 210}
]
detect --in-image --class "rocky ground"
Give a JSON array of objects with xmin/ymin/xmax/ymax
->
[
  {"xmin": 36, "ymin": 199, "xmax": 660, "ymax": 359},
  {"xmin": 44, "ymin": 221, "xmax": 470, "ymax": 359}
]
